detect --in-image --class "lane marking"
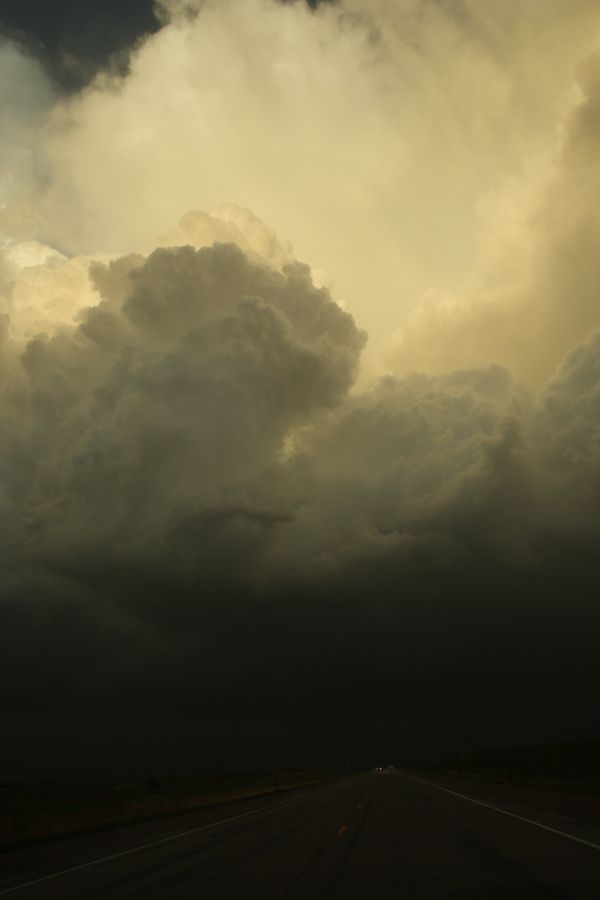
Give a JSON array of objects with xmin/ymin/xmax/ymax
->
[
  {"xmin": 279, "ymin": 788, "xmax": 370, "ymax": 900},
  {"xmin": 0, "ymin": 789, "xmax": 321, "ymax": 896},
  {"xmin": 405, "ymin": 775, "xmax": 600, "ymax": 853}
]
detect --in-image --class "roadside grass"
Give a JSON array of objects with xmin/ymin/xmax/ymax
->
[
  {"xmin": 427, "ymin": 739, "xmax": 600, "ymax": 793},
  {"xmin": 0, "ymin": 770, "xmax": 337, "ymax": 851}
]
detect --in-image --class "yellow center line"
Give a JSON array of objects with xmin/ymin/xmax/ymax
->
[{"xmin": 336, "ymin": 824, "xmax": 348, "ymax": 837}]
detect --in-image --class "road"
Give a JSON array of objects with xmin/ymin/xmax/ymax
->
[{"xmin": 2, "ymin": 773, "xmax": 600, "ymax": 898}]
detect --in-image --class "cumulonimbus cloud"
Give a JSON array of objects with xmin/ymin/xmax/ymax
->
[
  {"xmin": 2, "ymin": 1, "xmax": 600, "ymax": 775},
  {"xmin": 2, "ymin": 206, "xmax": 600, "ymax": 771},
  {"xmin": 6, "ymin": 0, "xmax": 600, "ymax": 377}
]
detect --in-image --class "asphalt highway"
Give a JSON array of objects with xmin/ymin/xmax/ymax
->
[{"xmin": 2, "ymin": 773, "xmax": 600, "ymax": 898}]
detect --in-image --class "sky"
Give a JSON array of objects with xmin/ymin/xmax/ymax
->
[{"xmin": 1, "ymin": 0, "xmax": 600, "ymax": 780}]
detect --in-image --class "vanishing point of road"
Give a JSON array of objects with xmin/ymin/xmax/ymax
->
[{"xmin": 2, "ymin": 772, "xmax": 600, "ymax": 898}]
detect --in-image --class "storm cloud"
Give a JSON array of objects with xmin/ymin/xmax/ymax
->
[
  {"xmin": 1, "ymin": 1, "xmax": 600, "ymax": 777},
  {"xmin": 2, "ymin": 218, "xmax": 600, "ymax": 776}
]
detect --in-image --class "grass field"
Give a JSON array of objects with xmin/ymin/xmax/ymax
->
[
  {"xmin": 0, "ymin": 769, "xmax": 338, "ymax": 850},
  {"xmin": 429, "ymin": 739, "xmax": 600, "ymax": 792}
]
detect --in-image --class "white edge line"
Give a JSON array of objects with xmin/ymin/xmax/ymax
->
[
  {"xmin": 0, "ymin": 789, "xmax": 319, "ymax": 895},
  {"xmin": 405, "ymin": 774, "xmax": 600, "ymax": 852}
]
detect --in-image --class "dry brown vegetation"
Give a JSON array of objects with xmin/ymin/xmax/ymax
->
[{"xmin": 0, "ymin": 770, "xmax": 335, "ymax": 850}]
